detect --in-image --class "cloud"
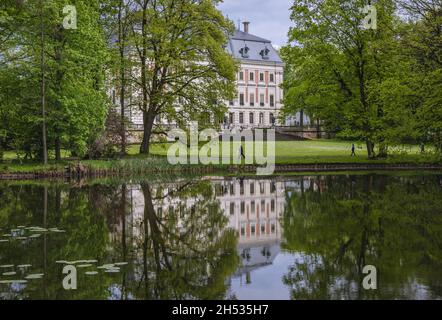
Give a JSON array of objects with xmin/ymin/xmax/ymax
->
[{"xmin": 217, "ymin": 0, "xmax": 292, "ymax": 47}]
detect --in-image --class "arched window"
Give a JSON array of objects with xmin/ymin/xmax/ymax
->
[{"xmin": 259, "ymin": 113, "xmax": 264, "ymax": 125}]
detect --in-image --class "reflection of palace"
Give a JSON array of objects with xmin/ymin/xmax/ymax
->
[
  {"xmin": 116, "ymin": 178, "xmax": 312, "ymax": 285},
  {"xmin": 213, "ymin": 179, "xmax": 285, "ymax": 279}
]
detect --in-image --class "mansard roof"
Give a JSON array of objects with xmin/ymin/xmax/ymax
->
[{"xmin": 227, "ymin": 29, "xmax": 284, "ymax": 65}]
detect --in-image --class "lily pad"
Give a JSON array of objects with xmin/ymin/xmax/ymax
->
[
  {"xmin": 114, "ymin": 262, "xmax": 128, "ymax": 266},
  {"xmin": 0, "ymin": 265, "xmax": 14, "ymax": 268},
  {"xmin": 0, "ymin": 280, "xmax": 27, "ymax": 284},
  {"xmin": 104, "ymin": 268, "xmax": 120, "ymax": 273},
  {"xmin": 77, "ymin": 264, "xmax": 93, "ymax": 268},
  {"xmin": 18, "ymin": 264, "xmax": 32, "ymax": 268},
  {"xmin": 85, "ymin": 260, "xmax": 98, "ymax": 264},
  {"xmin": 3, "ymin": 272, "xmax": 17, "ymax": 276},
  {"xmin": 85, "ymin": 271, "xmax": 99, "ymax": 276},
  {"xmin": 25, "ymin": 274, "xmax": 44, "ymax": 280}
]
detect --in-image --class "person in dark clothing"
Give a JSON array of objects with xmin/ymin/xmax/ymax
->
[
  {"xmin": 239, "ymin": 145, "xmax": 245, "ymax": 159},
  {"xmin": 351, "ymin": 144, "xmax": 356, "ymax": 157}
]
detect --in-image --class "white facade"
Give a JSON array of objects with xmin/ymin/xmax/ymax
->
[{"xmin": 225, "ymin": 61, "xmax": 284, "ymax": 129}]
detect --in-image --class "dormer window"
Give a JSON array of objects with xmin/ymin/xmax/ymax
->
[
  {"xmin": 239, "ymin": 43, "xmax": 250, "ymax": 58},
  {"xmin": 260, "ymin": 46, "xmax": 270, "ymax": 60}
]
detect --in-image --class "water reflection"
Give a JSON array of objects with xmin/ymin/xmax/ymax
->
[{"xmin": 0, "ymin": 173, "xmax": 441, "ymax": 300}]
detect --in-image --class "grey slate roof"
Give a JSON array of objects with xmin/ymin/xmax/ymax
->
[{"xmin": 227, "ymin": 30, "xmax": 284, "ymax": 65}]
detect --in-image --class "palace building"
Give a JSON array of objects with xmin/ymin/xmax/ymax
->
[
  {"xmin": 224, "ymin": 22, "xmax": 285, "ymax": 129},
  {"xmin": 120, "ymin": 21, "xmax": 310, "ymax": 133}
]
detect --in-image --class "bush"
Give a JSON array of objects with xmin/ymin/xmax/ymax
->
[{"xmin": 87, "ymin": 108, "xmax": 131, "ymax": 159}]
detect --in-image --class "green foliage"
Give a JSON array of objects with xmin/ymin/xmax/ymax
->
[
  {"xmin": 0, "ymin": 0, "xmax": 110, "ymax": 160},
  {"xmin": 128, "ymin": 0, "xmax": 237, "ymax": 153},
  {"xmin": 282, "ymin": 174, "xmax": 442, "ymax": 299},
  {"xmin": 282, "ymin": 0, "xmax": 442, "ymax": 157}
]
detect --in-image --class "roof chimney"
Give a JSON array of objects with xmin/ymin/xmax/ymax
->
[{"xmin": 243, "ymin": 21, "xmax": 250, "ymax": 34}]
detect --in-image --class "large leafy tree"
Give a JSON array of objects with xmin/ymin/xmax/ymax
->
[
  {"xmin": 0, "ymin": 0, "xmax": 110, "ymax": 160},
  {"xmin": 282, "ymin": 0, "xmax": 416, "ymax": 158},
  {"xmin": 399, "ymin": 0, "xmax": 442, "ymax": 152},
  {"xmin": 128, "ymin": 0, "xmax": 236, "ymax": 154}
]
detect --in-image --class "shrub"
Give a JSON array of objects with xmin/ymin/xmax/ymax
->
[{"xmin": 87, "ymin": 109, "xmax": 131, "ymax": 159}]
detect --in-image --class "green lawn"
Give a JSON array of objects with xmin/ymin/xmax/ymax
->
[
  {"xmin": 128, "ymin": 139, "xmax": 428, "ymax": 164},
  {"xmin": 1, "ymin": 139, "xmax": 439, "ymax": 174}
]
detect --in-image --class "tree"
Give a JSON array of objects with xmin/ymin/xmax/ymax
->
[
  {"xmin": 128, "ymin": 0, "xmax": 236, "ymax": 154},
  {"xmin": 282, "ymin": 0, "xmax": 412, "ymax": 158},
  {"xmin": 399, "ymin": 0, "xmax": 442, "ymax": 152},
  {"xmin": 0, "ymin": 0, "xmax": 110, "ymax": 160}
]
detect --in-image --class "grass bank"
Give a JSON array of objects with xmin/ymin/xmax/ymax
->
[{"xmin": 1, "ymin": 140, "xmax": 441, "ymax": 178}]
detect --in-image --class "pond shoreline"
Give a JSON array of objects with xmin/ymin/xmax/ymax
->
[{"xmin": 1, "ymin": 162, "xmax": 442, "ymax": 181}]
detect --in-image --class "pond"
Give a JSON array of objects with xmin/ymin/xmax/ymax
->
[{"xmin": 0, "ymin": 172, "xmax": 441, "ymax": 300}]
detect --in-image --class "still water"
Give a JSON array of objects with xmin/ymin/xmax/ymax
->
[{"xmin": 0, "ymin": 173, "xmax": 441, "ymax": 300}]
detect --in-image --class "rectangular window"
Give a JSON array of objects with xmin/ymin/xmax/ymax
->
[
  {"xmin": 230, "ymin": 183, "xmax": 235, "ymax": 195},
  {"xmin": 239, "ymin": 72, "xmax": 244, "ymax": 81},
  {"xmin": 229, "ymin": 113, "xmax": 234, "ymax": 124},
  {"xmin": 261, "ymin": 200, "xmax": 265, "ymax": 212},
  {"xmin": 260, "ymin": 73, "xmax": 264, "ymax": 82},
  {"xmin": 250, "ymin": 72, "xmax": 254, "ymax": 81},
  {"xmin": 230, "ymin": 203, "xmax": 235, "ymax": 215},
  {"xmin": 260, "ymin": 94, "xmax": 265, "ymax": 107},
  {"xmin": 270, "ymin": 94, "xmax": 275, "ymax": 107},
  {"xmin": 239, "ymin": 112, "xmax": 244, "ymax": 124},
  {"xmin": 251, "ymin": 201, "xmax": 255, "ymax": 213},
  {"xmin": 240, "ymin": 202, "xmax": 245, "ymax": 214},
  {"xmin": 270, "ymin": 73, "xmax": 274, "ymax": 83},
  {"xmin": 251, "ymin": 225, "xmax": 256, "ymax": 236},
  {"xmin": 249, "ymin": 113, "xmax": 254, "ymax": 124},
  {"xmin": 229, "ymin": 100, "xmax": 234, "ymax": 106},
  {"xmin": 240, "ymin": 93, "xmax": 245, "ymax": 106},
  {"xmin": 250, "ymin": 94, "xmax": 254, "ymax": 106},
  {"xmin": 250, "ymin": 183, "xmax": 255, "ymax": 195},
  {"xmin": 271, "ymin": 199, "xmax": 275, "ymax": 212}
]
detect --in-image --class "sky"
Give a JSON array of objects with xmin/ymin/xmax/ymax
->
[{"xmin": 217, "ymin": 0, "xmax": 293, "ymax": 48}]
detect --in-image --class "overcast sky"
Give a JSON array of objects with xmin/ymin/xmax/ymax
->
[{"xmin": 217, "ymin": 0, "xmax": 292, "ymax": 48}]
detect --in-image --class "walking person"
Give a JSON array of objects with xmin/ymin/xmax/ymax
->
[
  {"xmin": 351, "ymin": 144, "xmax": 356, "ymax": 157},
  {"xmin": 239, "ymin": 144, "xmax": 245, "ymax": 160}
]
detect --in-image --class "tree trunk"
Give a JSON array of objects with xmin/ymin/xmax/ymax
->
[
  {"xmin": 300, "ymin": 109, "xmax": 304, "ymax": 128},
  {"xmin": 316, "ymin": 118, "xmax": 321, "ymax": 139},
  {"xmin": 378, "ymin": 142, "xmax": 388, "ymax": 158},
  {"xmin": 140, "ymin": 110, "xmax": 155, "ymax": 154},
  {"xmin": 119, "ymin": 0, "xmax": 127, "ymax": 156},
  {"xmin": 39, "ymin": 0, "xmax": 48, "ymax": 165},
  {"xmin": 54, "ymin": 26, "xmax": 64, "ymax": 162},
  {"xmin": 366, "ymin": 140, "xmax": 375, "ymax": 159}
]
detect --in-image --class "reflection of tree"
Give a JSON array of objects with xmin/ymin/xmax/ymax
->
[
  {"xmin": 131, "ymin": 181, "xmax": 239, "ymax": 300},
  {"xmin": 0, "ymin": 183, "xmax": 114, "ymax": 299},
  {"xmin": 0, "ymin": 179, "xmax": 239, "ymax": 300},
  {"xmin": 282, "ymin": 175, "xmax": 442, "ymax": 300}
]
